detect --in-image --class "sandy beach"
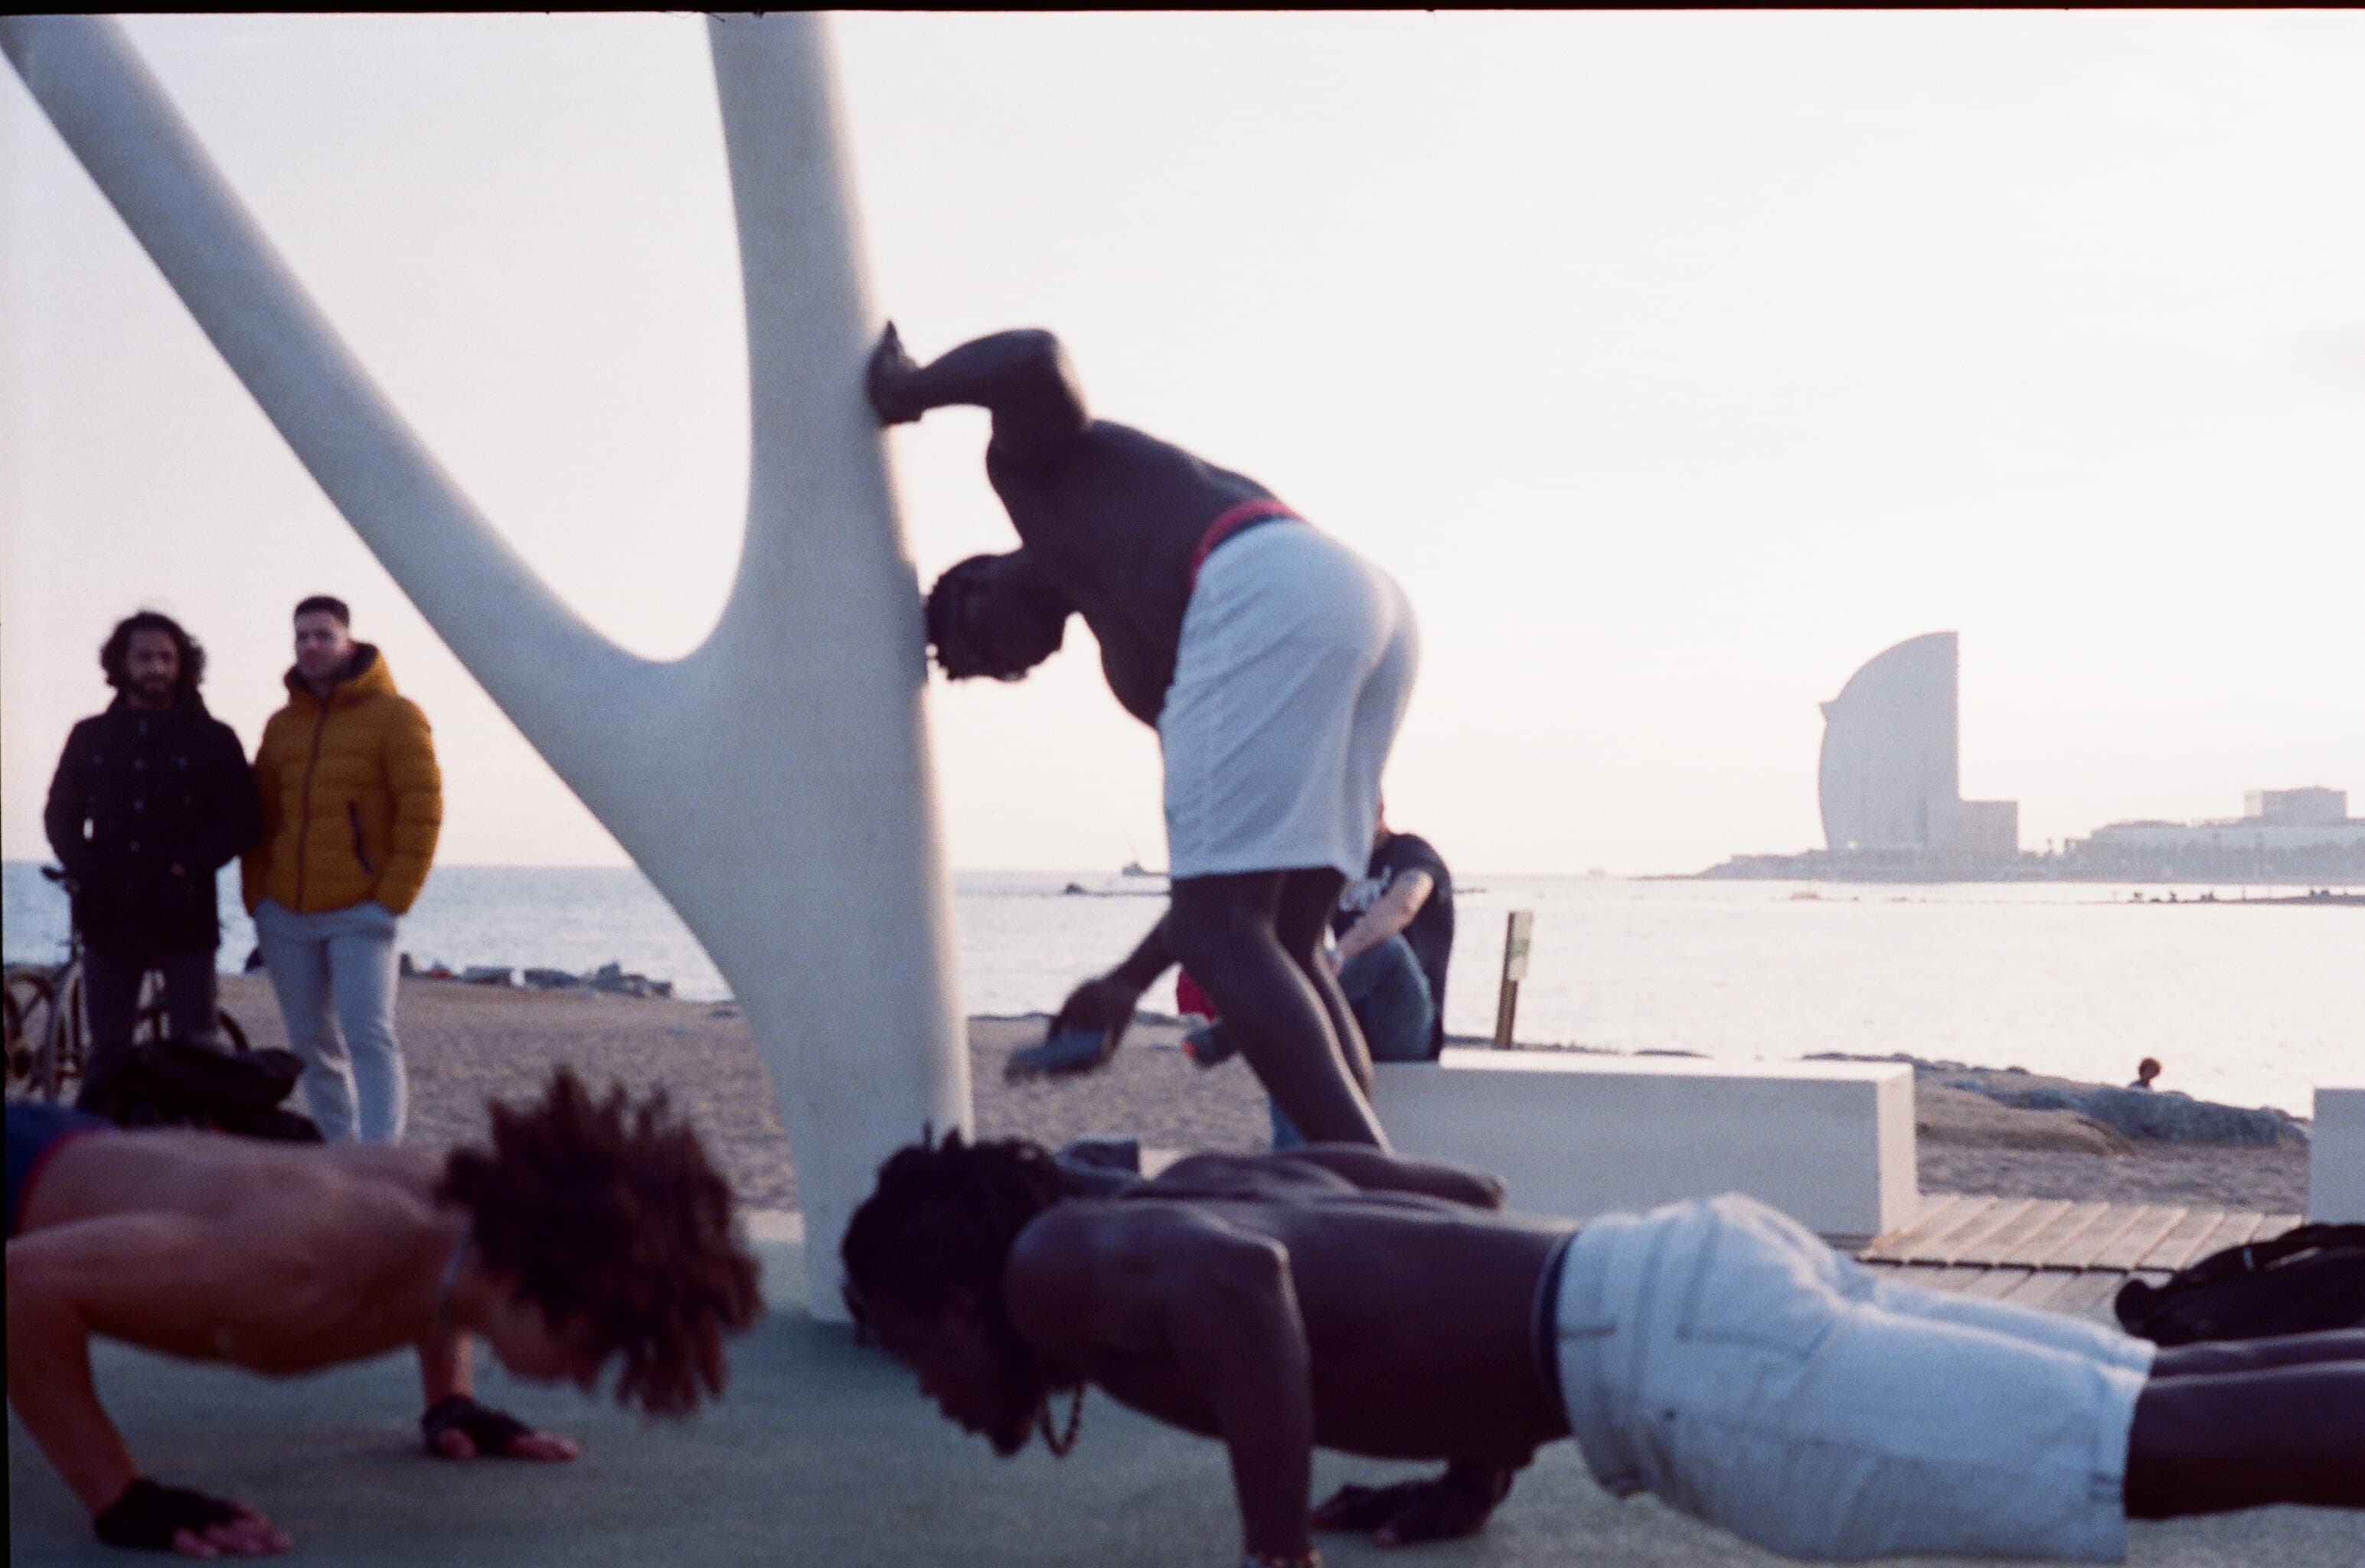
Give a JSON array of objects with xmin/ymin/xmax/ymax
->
[{"xmin": 211, "ymin": 974, "xmax": 2309, "ymax": 1217}]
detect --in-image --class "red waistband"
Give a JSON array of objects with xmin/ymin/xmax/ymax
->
[{"xmin": 1190, "ymin": 500, "xmax": 1301, "ymax": 585}]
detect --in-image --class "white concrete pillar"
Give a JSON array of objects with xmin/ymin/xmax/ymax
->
[
  {"xmin": 1, "ymin": 13, "xmax": 968, "ymax": 1318},
  {"xmin": 2309, "ymin": 1086, "xmax": 2365, "ymax": 1223}
]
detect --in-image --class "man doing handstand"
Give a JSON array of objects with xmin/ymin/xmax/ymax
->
[
  {"xmin": 7, "ymin": 1069, "xmax": 763, "ymax": 1556},
  {"xmin": 869, "ymin": 325, "xmax": 1418, "ymax": 1146},
  {"xmin": 843, "ymin": 1135, "xmax": 2363, "ymax": 1566}
]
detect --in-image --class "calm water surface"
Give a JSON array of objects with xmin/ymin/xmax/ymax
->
[{"xmin": 8, "ymin": 863, "xmax": 2357, "ymax": 1116}]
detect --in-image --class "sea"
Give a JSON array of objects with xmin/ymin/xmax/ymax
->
[{"xmin": 6, "ymin": 862, "xmax": 2357, "ymax": 1119}]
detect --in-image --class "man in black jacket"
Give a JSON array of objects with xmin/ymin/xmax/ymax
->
[{"xmin": 44, "ymin": 612, "xmax": 263, "ymax": 1087}]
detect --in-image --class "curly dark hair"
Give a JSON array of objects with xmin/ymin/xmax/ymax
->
[
  {"xmin": 100, "ymin": 611, "xmax": 205, "ymax": 701},
  {"xmin": 924, "ymin": 554, "xmax": 1068, "ymax": 682},
  {"xmin": 840, "ymin": 1129, "xmax": 1066, "ymax": 1333},
  {"xmin": 437, "ymin": 1067, "xmax": 763, "ymax": 1417}
]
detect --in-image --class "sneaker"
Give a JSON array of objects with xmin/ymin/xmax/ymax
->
[{"xmin": 1004, "ymin": 1024, "xmax": 1117, "ymax": 1081}]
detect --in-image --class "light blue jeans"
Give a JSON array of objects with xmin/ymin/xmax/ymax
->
[
  {"xmin": 253, "ymin": 898, "xmax": 405, "ymax": 1143},
  {"xmin": 1270, "ymin": 935, "xmax": 1434, "ymax": 1150},
  {"xmin": 1555, "ymin": 1194, "xmax": 2154, "ymax": 1562}
]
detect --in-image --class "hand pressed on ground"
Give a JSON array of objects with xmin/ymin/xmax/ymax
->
[
  {"xmin": 169, "ymin": 1501, "xmax": 290, "ymax": 1560},
  {"xmin": 428, "ymin": 1426, "xmax": 581, "ymax": 1462},
  {"xmin": 1310, "ymin": 1462, "xmax": 1516, "ymax": 1547},
  {"xmin": 421, "ymin": 1394, "xmax": 580, "ymax": 1462},
  {"xmin": 1008, "ymin": 975, "xmax": 1141, "ymax": 1080}
]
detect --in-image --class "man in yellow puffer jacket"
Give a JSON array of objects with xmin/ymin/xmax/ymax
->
[{"xmin": 243, "ymin": 595, "xmax": 443, "ymax": 1142}]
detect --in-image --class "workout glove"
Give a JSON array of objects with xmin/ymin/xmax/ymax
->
[
  {"xmin": 93, "ymin": 1477, "xmax": 240, "ymax": 1551},
  {"xmin": 421, "ymin": 1393, "xmax": 535, "ymax": 1457}
]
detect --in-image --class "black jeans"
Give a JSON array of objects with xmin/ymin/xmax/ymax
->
[{"xmin": 82, "ymin": 946, "xmax": 218, "ymax": 1080}]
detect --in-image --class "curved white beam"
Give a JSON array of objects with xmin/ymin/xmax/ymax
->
[
  {"xmin": 0, "ymin": 13, "xmax": 635, "ymax": 750},
  {"xmin": 1, "ymin": 12, "xmax": 969, "ymax": 1318}
]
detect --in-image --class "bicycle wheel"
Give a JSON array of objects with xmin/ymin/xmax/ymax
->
[
  {"xmin": 5, "ymin": 967, "xmax": 56, "ymax": 1034},
  {"xmin": 46, "ymin": 963, "xmax": 89, "ymax": 1102},
  {"xmin": 5, "ymin": 969, "xmax": 60, "ymax": 1099},
  {"xmin": 2, "ymin": 986, "xmax": 27, "ymax": 1096}
]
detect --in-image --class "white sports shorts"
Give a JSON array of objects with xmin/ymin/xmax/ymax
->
[
  {"xmin": 1551, "ymin": 1194, "xmax": 2156, "ymax": 1562},
  {"xmin": 1160, "ymin": 521, "xmax": 1418, "ymax": 881}
]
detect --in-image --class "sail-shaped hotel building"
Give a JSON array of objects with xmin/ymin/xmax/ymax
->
[{"xmin": 1817, "ymin": 632, "xmax": 2019, "ymax": 866}]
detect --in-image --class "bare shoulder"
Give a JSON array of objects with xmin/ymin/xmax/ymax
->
[
  {"xmin": 211, "ymin": 1161, "xmax": 439, "ymax": 1307},
  {"xmin": 1143, "ymin": 1151, "xmax": 1362, "ymax": 1200},
  {"xmin": 26, "ymin": 1128, "xmax": 376, "ymax": 1233},
  {"xmin": 1004, "ymin": 1200, "xmax": 1156, "ymax": 1304},
  {"xmin": 1004, "ymin": 1198, "xmax": 1289, "ymax": 1358},
  {"xmin": 9, "ymin": 1156, "xmax": 442, "ymax": 1362},
  {"xmin": 318, "ymin": 1140, "xmax": 444, "ymax": 1196},
  {"xmin": 231, "ymin": 1152, "xmax": 429, "ymax": 1240}
]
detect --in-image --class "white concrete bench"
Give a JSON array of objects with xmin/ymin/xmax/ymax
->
[
  {"xmin": 1371, "ymin": 1049, "xmax": 1919, "ymax": 1240},
  {"xmin": 2308, "ymin": 1086, "xmax": 2365, "ymax": 1223}
]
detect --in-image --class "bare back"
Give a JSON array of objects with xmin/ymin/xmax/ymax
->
[
  {"xmin": 870, "ymin": 325, "xmax": 1287, "ymax": 722},
  {"xmin": 1008, "ymin": 1153, "xmax": 1574, "ymax": 1466},
  {"xmin": 987, "ymin": 422, "xmax": 1275, "ymax": 722},
  {"xmin": 12, "ymin": 1129, "xmax": 453, "ymax": 1375},
  {"xmin": 22, "ymin": 1126, "xmax": 439, "ymax": 1230}
]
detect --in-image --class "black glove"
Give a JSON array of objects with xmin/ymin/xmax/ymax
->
[
  {"xmin": 92, "ymin": 1477, "xmax": 240, "ymax": 1551},
  {"xmin": 1310, "ymin": 1462, "xmax": 1515, "ymax": 1544},
  {"xmin": 421, "ymin": 1393, "xmax": 535, "ymax": 1457}
]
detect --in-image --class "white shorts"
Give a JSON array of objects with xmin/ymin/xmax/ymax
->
[
  {"xmin": 1159, "ymin": 521, "xmax": 1417, "ymax": 880},
  {"xmin": 1551, "ymin": 1194, "xmax": 2155, "ymax": 1562}
]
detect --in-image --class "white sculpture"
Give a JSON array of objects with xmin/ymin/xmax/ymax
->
[{"xmin": 0, "ymin": 12, "xmax": 970, "ymax": 1318}]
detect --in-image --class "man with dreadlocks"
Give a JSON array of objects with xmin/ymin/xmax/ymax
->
[
  {"xmin": 843, "ymin": 1134, "xmax": 2365, "ymax": 1568},
  {"xmin": 867, "ymin": 323, "xmax": 1418, "ymax": 1148},
  {"xmin": 6, "ymin": 1067, "xmax": 762, "ymax": 1557}
]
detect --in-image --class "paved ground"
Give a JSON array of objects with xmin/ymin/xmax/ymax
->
[{"xmin": 9, "ymin": 1239, "xmax": 2358, "ymax": 1567}]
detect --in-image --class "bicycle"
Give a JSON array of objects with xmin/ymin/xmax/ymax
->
[{"xmin": 5, "ymin": 865, "xmax": 252, "ymax": 1104}]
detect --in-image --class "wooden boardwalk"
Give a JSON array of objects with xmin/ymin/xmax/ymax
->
[{"xmin": 1853, "ymin": 1194, "xmax": 2305, "ymax": 1323}]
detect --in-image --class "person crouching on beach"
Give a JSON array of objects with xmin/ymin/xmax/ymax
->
[
  {"xmin": 844, "ymin": 1132, "xmax": 2363, "ymax": 1567},
  {"xmin": 6, "ymin": 1067, "xmax": 762, "ymax": 1557},
  {"xmin": 868, "ymin": 322, "xmax": 1418, "ymax": 1148}
]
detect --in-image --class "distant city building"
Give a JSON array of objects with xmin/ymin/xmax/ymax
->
[
  {"xmin": 1816, "ymin": 632, "xmax": 2018, "ymax": 866},
  {"xmin": 2244, "ymin": 786, "xmax": 2347, "ymax": 826},
  {"xmin": 2067, "ymin": 787, "xmax": 2364, "ymax": 879},
  {"xmin": 1699, "ymin": 648, "xmax": 2357, "ymax": 885}
]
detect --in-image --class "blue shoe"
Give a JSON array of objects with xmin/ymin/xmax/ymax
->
[
  {"xmin": 1005, "ymin": 1024, "xmax": 1117, "ymax": 1081},
  {"xmin": 1181, "ymin": 1021, "xmax": 1239, "ymax": 1069}
]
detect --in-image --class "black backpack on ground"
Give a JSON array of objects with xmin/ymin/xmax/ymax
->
[
  {"xmin": 2114, "ymin": 1223, "xmax": 2365, "ymax": 1344},
  {"xmin": 77, "ymin": 1037, "xmax": 322, "ymax": 1143}
]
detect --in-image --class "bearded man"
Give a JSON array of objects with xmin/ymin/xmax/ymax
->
[{"xmin": 44, "ymin": 610, "xmax": 263, "ymax": 1086}]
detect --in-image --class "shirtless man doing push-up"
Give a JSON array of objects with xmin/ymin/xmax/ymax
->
[
  {"xmin": 842, "ymin": 1135, "xmax": 2363, "ymax": 1566},
  {"xmin": 7, "ymin": 1070, "xmax": 762, "ymax": 1556}
]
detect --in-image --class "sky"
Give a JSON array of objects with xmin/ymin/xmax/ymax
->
[{"xmin": 5, "ymin": 12, "xmax": 2362, "ymax": 875}]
